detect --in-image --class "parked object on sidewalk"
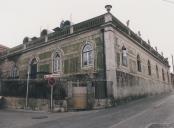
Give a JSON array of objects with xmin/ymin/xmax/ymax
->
[{"xmin": 72, "ymin": 87, "xmax": 87, "ymax": 109}]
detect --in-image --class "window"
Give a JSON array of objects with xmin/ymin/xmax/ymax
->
[
  {"xmin": 156, "ymin": 65, "xmax": 159, "ymax": 78},
  {"xmin": 30, "ymin": 58, "xmax": 38, "ymax": 79},
  {"xmin": 10, "ymin": 64, "xmax": 19, "ymax": 79},
  {"xmin": 122, "ymin": 45, "xmax": 127, "ymax": 66},
  {"xmin": 117, "ymin": 53, "xmax": 120, "ymax": 67},
  {"xmin": 82, "ymin": 43, "xmax": 93, "ymax": 67},
  {"xmin": 52, "ymin": 51, "xmax": 61, "ymax": 73},
  {"xmin": 137, "ymin": 55, "xmax": 141, "ymax": 72},
  {"xmin": 148, "ymin": 60, "xmax": 151, "ymax": 75},
  {"xmin": 162, "ymin": 69, "xmax": 165, "ymax": 81}
]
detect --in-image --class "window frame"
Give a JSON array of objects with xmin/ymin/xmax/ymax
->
[
  {"xmin": 10, "ymin": 64, "xmax": 19, "ymax": 79},
  {"xmin": 52, "ymin": 51, "xmax": 62, "ymax": 73},
  {"xmin": 30, "ymin": 58, "xmax": 39, "ymax": 79},
  {"xmin": 156, "ymin": 65, "xmax": 159, "ymax": 79},
  {"xmin": 122, "ymin": 45, "xmax": 128, "ymax": 67},
  {"xmin": 148, "ymin": 60, "xmax": 151, "ymax": 75},
  {"xmin": 137, "ymin": 55, "xmax": 141, "ymax": 72},
  {"xmin": 162, "ymin": 69, "xmax": 165, "ymax": 81},
  {"xmin": 81, "ymin": 42, "xmax": 94, "ymax": 68}
]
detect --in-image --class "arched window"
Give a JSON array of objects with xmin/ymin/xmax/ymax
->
[
  {"xmin": 122, "ymin": 45, "xmax": 127, "ymax": 66},
  {"xmin": 30, "ymin": 58, "xmax": 38, "ymax": 79},
  {"xmin": 148, "ymin": 60, "xmax": 151, "ymax": 75},
  {"xmin": 10, "ymin": 64, "xmax": 19, "ymax": 79},
  {"xmin": 156, "ymin": 65, "xmax": 159, "ymax": 78},
  {"xmin": 162, "ymin": 69, "xmax": 165, "ymax": 81},
  {"xmin": 82, "ymin": 43, "xmax": 93, "ymax": 67},
  {"xmin": 52, "ymin": 51, "xmax": 61, "ymax": 73},
  {"xmin": 137, "ymin": 55, "xmax": 141, "ymax": 72}
]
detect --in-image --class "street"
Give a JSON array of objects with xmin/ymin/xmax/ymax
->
[{"xmin": 1, "ymin": 93, "xmax": 174, "ymax": 128}]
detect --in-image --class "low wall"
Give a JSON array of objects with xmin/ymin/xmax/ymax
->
[
  {"xmin": 3, "ymin": 97, "xmax": 49, "ymax": 111},
  {"xmin": 116, "ymin": 71, "xmax": 172, "ymax": 99}
]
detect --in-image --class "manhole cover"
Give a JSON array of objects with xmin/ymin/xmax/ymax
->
[{"xmin": 148, "ymin": 123, "xmax": 174, "ymax": 128}]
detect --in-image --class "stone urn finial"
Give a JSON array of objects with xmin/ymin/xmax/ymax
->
[{"xmin": 105, "ymin": 5, "xmax": 112, "ymax": 13}]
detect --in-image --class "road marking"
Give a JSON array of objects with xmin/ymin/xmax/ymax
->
[
  {"xmin": 153, "ymin": 101, "xmax": 165, "ymax": 109},
  {"xmin": 109, "ymin": 109, "xmax": 148, "ymax": 128},
  {"xmin": 145, "ymin": 123, "xmax": 174, "ymax": 128},
  {"xmin": 153, "ymin": 96, "xmax": 170, "ymax": 109},
  {"xmin": 109, "ymin": 95, "xmax": 172, "ymax": 128}
]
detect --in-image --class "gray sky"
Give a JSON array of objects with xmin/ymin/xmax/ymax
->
[{"xmin": 0, "ymin": 0, "xmax": 174, "ymax": 68}]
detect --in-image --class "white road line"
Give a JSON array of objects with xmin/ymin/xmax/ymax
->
[
  {"xmin": 109, "ymin": 95, "xmax": 172, "ymax": 128},
  {"xmin": 109, "ymin": 109, "xmax": 148, "ymax": 128}
]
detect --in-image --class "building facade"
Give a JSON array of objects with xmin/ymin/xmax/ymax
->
[{"xmin": 0, "ymin": 7, "xmax": 172, "ymax": 103}]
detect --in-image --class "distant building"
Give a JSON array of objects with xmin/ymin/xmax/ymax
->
[{"xmin": 0, "ymin": 5, "xmax": 172, "ymax": 102}]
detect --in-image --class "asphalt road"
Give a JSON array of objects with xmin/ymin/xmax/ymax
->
[{"xmin": 1, "ymin": 93, "xmax": 174, "ymax": 128}]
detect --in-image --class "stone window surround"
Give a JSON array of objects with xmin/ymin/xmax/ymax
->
[
  {"xmin": 52, "ymin": 50, "xmax": 62, "ymax": 74},
  {"xmin": 156, "ymin": 65, "xmax": 159, "ymax": 79},
  {"xmin": 122, "ymin": 45, "xmax": 128, "ymax": 67},
  {"xmin": 148, "ymin": 60, "xmax": 151, "ymax": 75},
  {"xmin": 30, "ymin": 57, "xmax": 39, "ymax": 78},
  {"xmin": 10, "ymin": 64, "xmax": 19, "ymax": 78},
  {"xmin": 137, "ymin": 54, "xmax": 141, "ymax": 72},
  {"xmin": 81, "ymin": 41, "xmax": 94, "ymax": 69},
  {"xmin": 162, "ymin": 68, "xmax": 165, "ymax": 81}
]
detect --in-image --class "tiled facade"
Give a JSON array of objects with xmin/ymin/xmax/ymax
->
[{"xmin": 0, "ymin": 10, "xmax": 172, "ymax": 99}]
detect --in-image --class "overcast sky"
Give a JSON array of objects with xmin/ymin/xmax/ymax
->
[{"xmin": 0, "ymin": 0, "xmax": 174, "ymax": 69}]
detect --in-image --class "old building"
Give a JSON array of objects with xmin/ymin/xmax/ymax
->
[{"xmin": 0, "ymin": 5, "xmax": 172, "ymax": 109}]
